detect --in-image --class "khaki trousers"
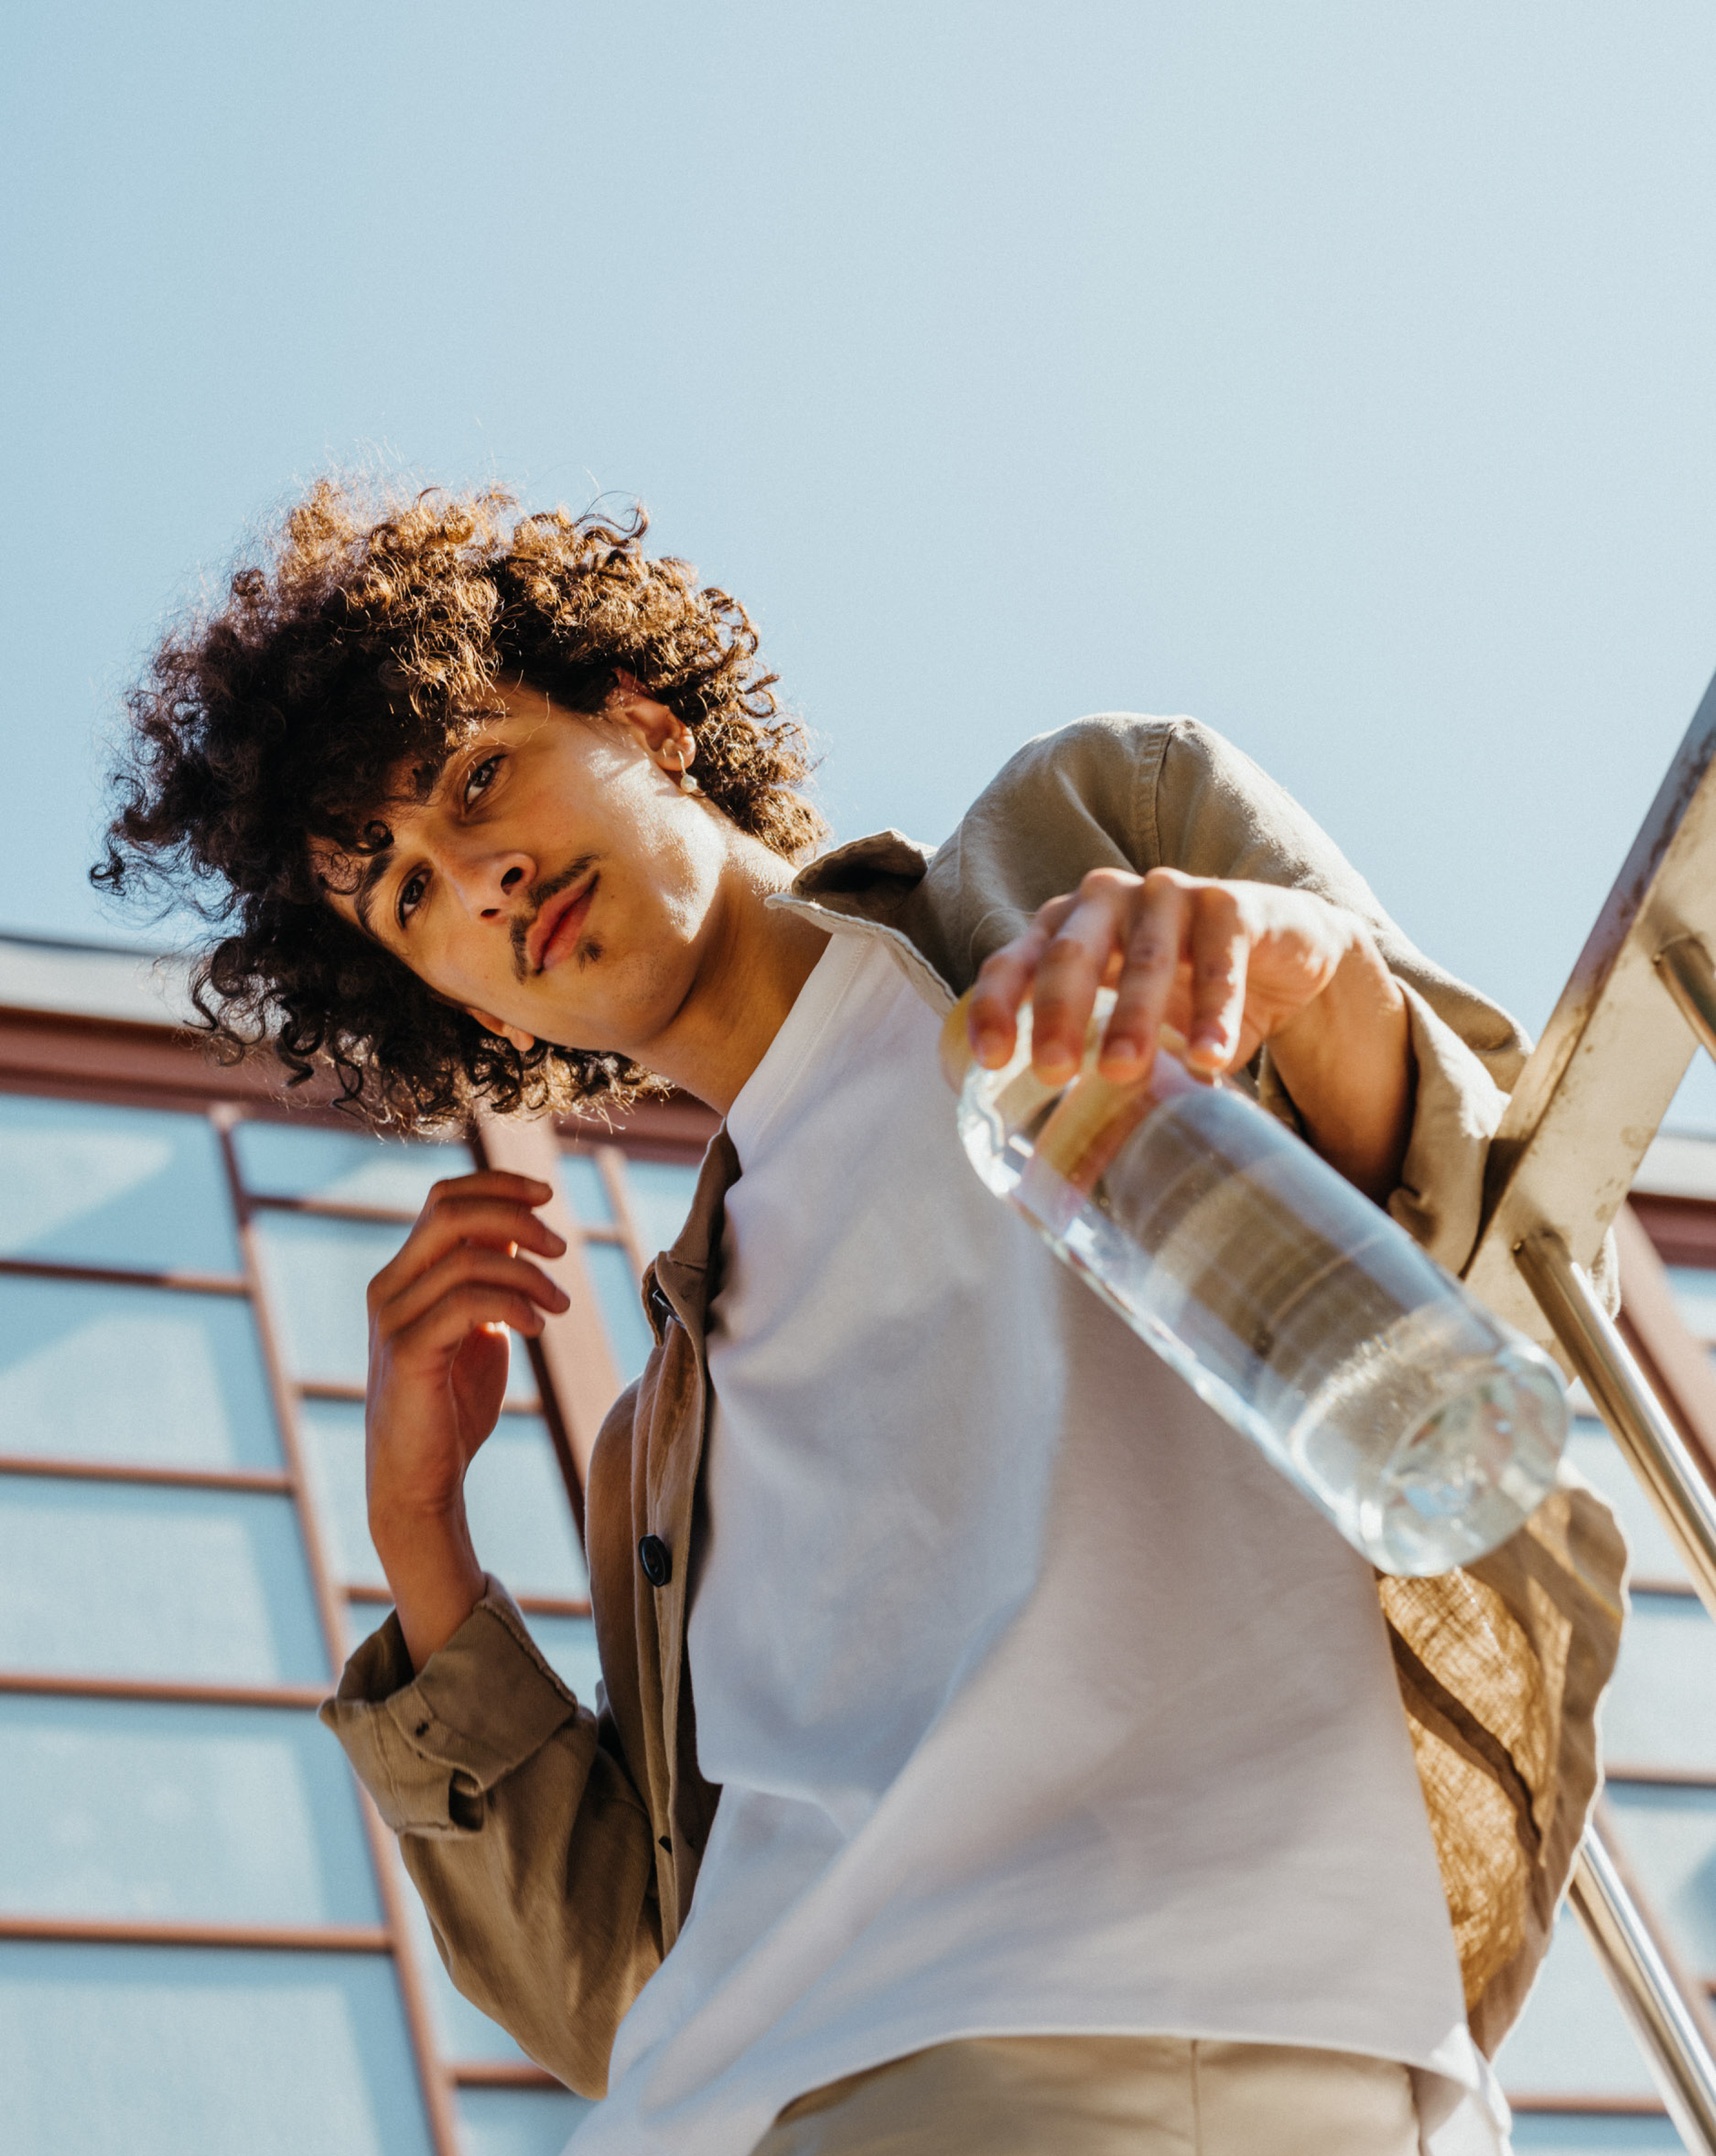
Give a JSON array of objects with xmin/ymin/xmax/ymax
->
[{"xmin": 751, "ymin": 2035, "xmax": 1421, "ymax": 2156}]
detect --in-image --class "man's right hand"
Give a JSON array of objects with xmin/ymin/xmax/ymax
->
[{"xmin": 364, "ymin": 1169, "xmax": 570, "ymax": 1673}]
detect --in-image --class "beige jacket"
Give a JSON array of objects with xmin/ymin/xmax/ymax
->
[{"xmin": 323, "ymin": 715, "xmax": 1628, "ymax": 2098}]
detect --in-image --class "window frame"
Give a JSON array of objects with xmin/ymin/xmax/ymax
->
[{"xmin": 0, "ymin": 996, "xmax": 714, "ymax": 2146}]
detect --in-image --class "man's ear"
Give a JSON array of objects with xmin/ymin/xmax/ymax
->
[
  {"xmin": 607, "ymin": 675, "xmax": 686, "ymax": 758},
  {"xmin": 467, "ymin": 1008, "xmax": 537, "ymax": 1054}
]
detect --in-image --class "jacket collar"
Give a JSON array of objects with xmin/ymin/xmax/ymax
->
[
  {"xmin": 789, "ymin": 827, "xmax": 935, "ymax": 899},
  {"xmin": 767, "ymin": 828, "xmax": 957, "ymax": 1018}
]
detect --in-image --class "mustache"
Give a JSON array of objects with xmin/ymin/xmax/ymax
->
[{"xmin": 511, "ymin": 859, "xmax": 595, "ymax": 980}]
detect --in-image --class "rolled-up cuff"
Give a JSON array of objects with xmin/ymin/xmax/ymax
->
[
  {"xmin": 1387, "ymin": 981, "xmax": 1511, "ymax": 1275},
  {"xmin": 319, "ymin": 1575, "xmax": 580, "ymax": 1837}
]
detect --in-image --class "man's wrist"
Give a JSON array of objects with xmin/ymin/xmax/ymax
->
[
  {"xmin": 369, "ymin": 1500, "xmax": 486, "ymax": 1675},
  {"xmin": 1268, "ymin": 928, "xmax": 1414, "ymax": 1202}
]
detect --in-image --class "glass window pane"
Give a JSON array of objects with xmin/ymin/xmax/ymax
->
[
  {"xmin": 234, "ymin": 1119, "xmax": 471, "ymax": 1212},
  {"xmin": 525, "ymin": 1613, "xmax": 602, "ymax": 1703},
  {"xmin": 1665, "ymin": 1264, "xmax": 1716, "ymax": 1343},
  {"xmin": 0, "ymin": 1095, "xmax": 239, "ymax": 1274},
  {"xmin": 557, "ymin": 1150, "xmax": 613, "ymax": 1227},
  {"xmin": 1511, "ymin": 2121, "xmax": 1684, "ymax": 2153},
  {"xmin": 1605, "ymin": 1782, "xmax": 1716, "ymax": 1978},
  {"xmin": 0, "ymin": 1275, "xmax": 281, "ymax": 1469},
  {"xmin": 0, "ymin": 1478, "xmax": 327, "ymax": 1683},
  {"xmin": 256, "ymin": 1212, "xmax": 534, "ymax": 1403},
  {"xmin": 1604, "ymin": 1593, "xmax": 1716, "ymax": 1771},
  {"xmin": 302, "ymin": 1400, "xmax": 586, "ymax": 1599},
  {"xmin": 465, "ymin": 1426, "xmax": 587, "ymax": 1601},
  {"xmin": 457, "ymin": 2086, "xmax": 598, "ymax": 2155},
  {"xmin": 300, "ymin": 1397, "xmax": 378, "ymax": 1587},
  {"xmin": 1565, "ymin": 1419, "xmax": 1686, "ymax": 1584},
  {"xmin": 584, "ymin": 1240, "xmax": 655, "ymax": 1381},
  {"xmin": 0, "ymin": 1695, "xmax": 378, "ymax": 1924},
  {"xmin": 0, "ymin": 1941, "xmax": 433, "ymax": 2156},
  {"xmin": 1495, "ymin": 1909, "xmax": 1657, "ymax": 2099},
  {"xmin": 621, "ymin": 1157, "xmax": 702, "ymax": 1259}
]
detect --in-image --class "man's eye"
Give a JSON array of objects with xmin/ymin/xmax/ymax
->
[
  {"xmin": 464, "ymin": 754, "xmax": 503, "ymax": 808},
  {"xmin": 397, "ymin": 871, "xmax": 429, "ymax": 925}
]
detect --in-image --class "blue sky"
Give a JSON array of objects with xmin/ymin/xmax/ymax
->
[{"xmin": 7, "ymin": 2, "xmax": 1716, "ymax": 1090}]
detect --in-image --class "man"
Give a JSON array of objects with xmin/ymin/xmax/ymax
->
[{"xmin": 99, "ymin": 481, "xmax": 1624, "ymax": 2155}]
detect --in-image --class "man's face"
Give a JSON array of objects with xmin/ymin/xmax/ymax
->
[{"xmin": 318, "ymin": 680, "xmax": 734, "ymax": 1061}]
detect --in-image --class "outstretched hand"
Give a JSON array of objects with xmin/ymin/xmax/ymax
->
[{"xmin": 966, "ymin": 866, "xmax": 1415, "ymax": 1201}]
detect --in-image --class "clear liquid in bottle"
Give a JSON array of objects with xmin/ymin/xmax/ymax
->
[{"xmin": 945, "ymin": 990, "xmax": 1566, "ymax": 1576}]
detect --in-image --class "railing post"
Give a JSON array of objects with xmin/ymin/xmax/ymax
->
[
  {"xmin": 1569, "ymin": 1834, "xmax": 1716, "ymax": 2155},
  {"xmin": 1658, "ymin": 936, "xmax": 1716, "ymax": 1066},
  {"xmin": 1515, "ymin": 1231, "xmax": 1716, "ymax": 1612},
  {"xmin": 1508, "ymin": 1229, "xmax": 1716, "ymax": 2148}
]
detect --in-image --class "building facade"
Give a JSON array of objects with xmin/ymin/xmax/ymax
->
[{"xmin": 1, "ymin": 932, "xmax": 1714, "ymax": 2156}]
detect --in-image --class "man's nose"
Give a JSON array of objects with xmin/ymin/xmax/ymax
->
[{"xmin": 446, "ymin": 847, "xmax": 536, "ymax": 919}]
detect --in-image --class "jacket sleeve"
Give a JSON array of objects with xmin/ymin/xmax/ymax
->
[
  {"xmin": 920, "ymin": 710, "xmax": 1535, "ymax": 1278},
  {"xmin": 1146, "ymin": 715, "xmax": 1526, "ymax": 1277},
  {"xmin": 319, "ymin": 1576, "xmax": 661, "ymax": 2098}
]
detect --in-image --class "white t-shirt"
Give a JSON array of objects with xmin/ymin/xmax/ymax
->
[{"xmin": 577, "ymin": 927, "xmax": 1506, "ymax": 2155}]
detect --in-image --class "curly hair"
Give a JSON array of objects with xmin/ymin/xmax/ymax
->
[{"xmin": 94, "ymin": 479, "xmax": 826, "ymax": 1130}]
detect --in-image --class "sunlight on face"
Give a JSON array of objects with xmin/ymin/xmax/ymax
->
[{"xmin": 315, "ymin": 681, "xmax": 735, "ymax": 1065}]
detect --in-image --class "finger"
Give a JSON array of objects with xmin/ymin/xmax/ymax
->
[
  {"xmin": 377, "ymin": 1245, "xmax": 571, "ymax": 1341},
  {"xmin": 966, "ymin": 899, "xmax": 1075, "ymax": 1067},
  {"xmin": 1030, "ymin": 874, "xmax": 1137, "ymax": 1082},
  {"xmin": 388, "ymin": 1282, "xmax": 555, "ymax": 1361},
  {"xmin": 411, "ymin": 1195, "xmax": 566, "ymax": 1261},
  {"xmin": 421, "ymin": 1170, "xmax": 556, "ymax": 1216},
  {"xmin": 1097, "ymin": 872, "xmax": 1193, "ymax": 1079},
  {"xmin": 1182, "ymin": 885, "xmax": 1250, "ymax": 1073},
  {"xmin": 376, "ymin": 1246, "xmax": 570, "ymax": 1343},
  {"xmin": 369, "ymin": 1198, "xmax": 567, "ymax": 1310}
]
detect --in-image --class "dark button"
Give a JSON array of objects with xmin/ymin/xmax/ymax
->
[{"xmin": 638, "ymin": 1534, "xmax": 672, "ymax": 1588}]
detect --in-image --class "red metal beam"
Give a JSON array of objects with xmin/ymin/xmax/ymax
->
[
  {"xmin": 0, "ymin": 1253, "xmax": 246, "ymax": 1296},
  {"xmin": 0, "ymin": 1671, "xmax": 327, "ymax": 1708},
  {"xmin": 450, "ymin": 2062, "xmax": 564, "ymax": 2088},
  {"xmin": 0, "ymin": 1457, "xmax": 292, "ymax": 1495},
  {"xmin": 346, "ymin": 1583, "xmax": 591, "ymax": 1619},
  {"xmin": 0, "ymin": 1916, "xmax": 388, "ymax": 1950},
  {"xmin": 211, "ymin": 1105, "xmax": 464, "ymax": 2156}
]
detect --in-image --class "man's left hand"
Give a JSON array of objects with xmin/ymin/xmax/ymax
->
[{"xmin": 966, "ymin": 868, "xmax": 1415, "ymax": 1203}]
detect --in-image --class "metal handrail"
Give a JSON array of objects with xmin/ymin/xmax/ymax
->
[
  {"xmin": 1659, "ymin": 936, "xmax": 1716, "ymax": 1066},
  {"xmin": 1454, "ymin": 669, "xmax": 1716, "ymax": 2149},
  {"xmin": 1516, "ymin": 1231, "xmax": 1716, "ymax": 1608},
  {"xmin": 1511, "ymin": 1229, "xmax": 1716, "ymax": 2151},
  {"xmin": 1569, "ymin": 1828, "xmax": 1716, "ymax": 2154}
]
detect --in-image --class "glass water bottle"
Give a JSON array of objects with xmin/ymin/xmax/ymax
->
[{"xmin": 942, "ymin": 989, "xmax": 1566, "ymax": 1576}]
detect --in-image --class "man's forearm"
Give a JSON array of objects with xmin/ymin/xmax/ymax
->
[{"xmin": 1266, "ymin": 930, "xmax": 1415, "ymax": 1206}]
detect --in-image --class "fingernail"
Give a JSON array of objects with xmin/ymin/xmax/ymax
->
[{"xmin": 973, "ymin": 1026, "xmax": 1007, "ymax": 1063}]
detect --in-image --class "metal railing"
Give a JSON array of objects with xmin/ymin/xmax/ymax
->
[{"xmin": 1465, "ymin": 669, "xmax": 1716, "ymax": 2151}]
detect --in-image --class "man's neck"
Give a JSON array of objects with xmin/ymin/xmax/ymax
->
[{"xmin": 651, "ymin": 846, "xmax": 831, "ymax": 1115}]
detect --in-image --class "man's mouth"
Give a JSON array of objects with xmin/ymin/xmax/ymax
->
[{"xmin": 523, "ymin": 869, "xmax": 598, "ymax": 976}]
